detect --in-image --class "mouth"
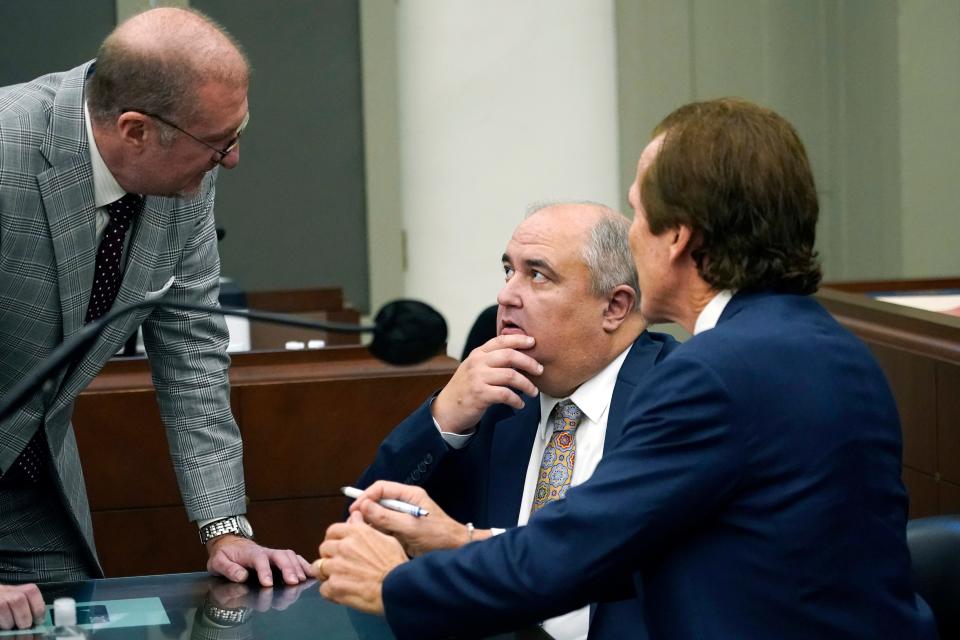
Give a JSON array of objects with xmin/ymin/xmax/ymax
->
[{"xmin": 499, "ymin": 317, "xmax": 526, "ymax": 336}]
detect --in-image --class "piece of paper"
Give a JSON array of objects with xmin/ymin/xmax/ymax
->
[
  {"xmin": 0, "ymin": 597, "xmax": 169, "ymax": 636},
  {"xmin": 875, "ymin": 294, "xmax": 960, "ymax": 316}
]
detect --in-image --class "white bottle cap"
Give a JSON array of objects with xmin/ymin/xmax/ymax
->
[
  {"xmin": 307, "ymin": 339, "xmax": 326, "ymax": 349},
  {"xmin": 284, "ymin": 340, "xmax": 306, "ymax": 350},
  {"xmin": 54, "ymin": 597, "xmax": 77, "ymax": 627}
]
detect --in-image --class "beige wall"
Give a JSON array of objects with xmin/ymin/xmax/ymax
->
[{"xmin": 364, "ymin": 0, "xmax": 960, "ymax": 351}]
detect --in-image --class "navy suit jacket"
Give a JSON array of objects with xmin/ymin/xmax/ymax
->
[
  {"xmin": 356, "ymin": 330, "xmax": 678, "ymax": 635},
  {"xmin": 380, "ymin": 291, "xmax": 928, "ymax": 640}
]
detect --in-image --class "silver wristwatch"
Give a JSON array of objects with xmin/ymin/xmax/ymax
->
[{"xmin": 199, "ymin": 515, "xmax": 254, "ymax": 544}]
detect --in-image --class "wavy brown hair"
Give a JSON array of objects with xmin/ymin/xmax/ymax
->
[{"xmin": 642, "ymin": 98, "xmax": 821, "ymax": 295}]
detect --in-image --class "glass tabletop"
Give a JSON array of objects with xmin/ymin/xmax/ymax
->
[{"xmin": 6, "ymin": 572, "xmax": 548, "ymax": 639}]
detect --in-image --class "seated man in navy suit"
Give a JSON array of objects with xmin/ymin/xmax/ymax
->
[
  {"xmin": 351, "ymin": 201, "xmax": 677, "ymax": 640},
  {"xmin": 315, "ymin": 99, "xmax": 930, "ymax": 640}
]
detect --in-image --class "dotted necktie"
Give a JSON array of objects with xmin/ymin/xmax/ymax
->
[
  {"xmin": 531, "ymin": 400, "xmax": 583, "ymax": 513},
  {"xmin": 85, "ymin": 193, "xmax": 143, "ymax": 323},
  {"xmin": 1, "ymin": 195, "xmax": 144, "ymax": 485}
]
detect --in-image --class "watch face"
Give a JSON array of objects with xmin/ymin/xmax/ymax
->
[{"xmin": 238, "ymin": 516, "xmax": 253, "ymax": 538}]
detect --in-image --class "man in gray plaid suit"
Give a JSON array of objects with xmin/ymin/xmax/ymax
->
[{"xmin": 0, "ymin": 8, "xmax": 312, "ymax": 630}]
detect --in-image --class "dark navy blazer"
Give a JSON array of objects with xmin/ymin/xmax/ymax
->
[
  {"xmin": 379, "ymin": 291, "xmax": 929, "ymax": 640},
  {"xmin": 356, "ymin": 330, "xmax": 679, "ymax": 637}
]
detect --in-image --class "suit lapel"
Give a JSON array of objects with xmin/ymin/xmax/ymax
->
[
  {"xmin": 37, "ymin": 63, "xmax": 99, "ymax": 342},
  {"xmin": 488, "ymin": 400, "xmax": 540, "ymax": 526},
  {"xmin": 604, "ymin": 332, "xmax": 670, "ymax": 453},
  {"xmin": 35, "ymin": 61, "xmax": 179, "ymax": 400}
]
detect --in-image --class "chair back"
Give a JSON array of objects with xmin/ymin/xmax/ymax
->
[{"xmin": 907, "ymin": 515, "xmax": 960, "ymax": 639}]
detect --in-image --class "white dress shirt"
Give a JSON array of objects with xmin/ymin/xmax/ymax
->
[
  {"xmin": 438, "ymin": 345, "xmax": 632, "ymax": 640},
  {"xmin": 84, "ymin": 102, "xmax": 129, "ymax": 240},
  {"xmin": 693, "ymin": 290, "xmax": 734, "ymax": 335}
]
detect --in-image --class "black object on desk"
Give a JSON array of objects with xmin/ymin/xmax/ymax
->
[{"xmin": 33, "ymin": 572, "xmax": 550, "ymax": 639}]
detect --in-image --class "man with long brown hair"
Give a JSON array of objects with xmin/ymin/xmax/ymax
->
[{"xmin": 315, "ymin": 99, "xmax": 928, "ymax": 639}]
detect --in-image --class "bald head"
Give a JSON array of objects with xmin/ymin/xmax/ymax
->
[
  {"xmin": 526, "ymin": 202, "xmax": 641, "ymax": 312},
  {"xmin": 87, "ymin": 7, "xmax": 248, "ymax": 126}
]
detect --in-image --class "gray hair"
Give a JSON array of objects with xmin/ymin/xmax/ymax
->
[
  {"xmin": 86, "ymin": 7, "xmax": 249, "ymax": 142},
  {"xmin": 527, "ymin": 201, "xmax": 641, "ymax": 312}
]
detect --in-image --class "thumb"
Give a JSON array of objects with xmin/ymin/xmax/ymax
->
[{"xmin": 348, "ymin": 510, "xmax": 366, "ymax": 525}]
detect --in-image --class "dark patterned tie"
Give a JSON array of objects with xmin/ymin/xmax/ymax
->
[
  {"xmin": 85, "ymin": 192, "xmax": 143, "ymax": 323},
  {"xmin": 531, "ymin": 400, "xmax": 582, "ymax": 513},
  {"xmin": 1, "ymin": 195, "xmax": 144, "ymax": 485}
]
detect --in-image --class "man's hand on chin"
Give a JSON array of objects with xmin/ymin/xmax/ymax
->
[
  {"xmin": 315, "ymin": 511, "xmax": 409, "ymax": 615},
  {"xmin": 206, "ymin": 534, "xmax": 313, "ymax": 587}
]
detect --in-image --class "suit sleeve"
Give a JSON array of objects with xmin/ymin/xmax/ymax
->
[
  {"xmin": 381, "ymin": 352, "xmax": 748, "ymax": 639},
  {"xmin": 355, "ymin": 399, "xmax": 510, "ymax": 526},
  {"xmin": 140, "ymin": 178, "xmax": 246, "ymax": 523}
]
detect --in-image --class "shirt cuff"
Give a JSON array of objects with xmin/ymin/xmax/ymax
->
[
  {"xmin": 490, "ymin": 528, "xmax": 506, "ymax": 536},
  {"xmin": 433, "ymin": 415, "xmax": 475, "ymax": 449}
]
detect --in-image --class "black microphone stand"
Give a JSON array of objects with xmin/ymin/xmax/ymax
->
[{"xmin": 0, "ymin": 300, "xmax": 375, "ymax": 423}]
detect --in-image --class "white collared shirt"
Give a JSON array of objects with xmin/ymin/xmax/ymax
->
[
  {"xmin": 438, "ymin": 345, "xmax": 632, "ymax": 640},
  {"xmin": 693, "ymin": 290, "xmax": 734, "ymax": 335},
  {"xmin": 83, "ymin": 102, "xmax": 129, "ymax": 242}
]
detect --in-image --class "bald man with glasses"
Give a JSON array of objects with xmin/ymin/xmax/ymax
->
[{"xmin": 0, "ymin": 8, "xmax": 312, "ymax": 630}]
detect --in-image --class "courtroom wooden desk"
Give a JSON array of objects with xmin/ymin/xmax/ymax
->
[
  {"xmin": 244, "ymin": 287, "xmax": 361, "ymax": 349},
  {"xmin": 818, "ymin": 279, "xmax": 960, "ymax": 518},
  {"xmin": 73, "ymin": 346, "xmax": 458, "ymax": 577},
  {"xmin": 22, "ymin": 572, "xmax": 549, "ymax": 639}
]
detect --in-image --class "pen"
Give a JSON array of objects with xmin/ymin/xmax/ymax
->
[{"xmin": 341, "ymin": 486, "xmax": 430, "ymax": 518}]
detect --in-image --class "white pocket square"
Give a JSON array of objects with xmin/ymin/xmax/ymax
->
[{"xmin": 144, "ymin": 276, "xmax": 175, "ymax": 301}]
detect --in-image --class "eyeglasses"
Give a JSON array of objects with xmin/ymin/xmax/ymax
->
[{"xmin": 124, "ymin": 108, "xmax": 250, "ymax": 164}]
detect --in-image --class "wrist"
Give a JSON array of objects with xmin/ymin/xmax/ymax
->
[{"xmin": 205, "ymin": 533, "xmax": 250, "ymax": 556}]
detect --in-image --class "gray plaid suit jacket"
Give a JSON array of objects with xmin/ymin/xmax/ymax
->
[{"xmin": 0, "ymin": 61, "xmax": 246, "ymax": 575}]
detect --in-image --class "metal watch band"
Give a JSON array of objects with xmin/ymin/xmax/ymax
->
[
  {"xmin": 198, "ymin": 516, "xmax": 252, "ymax": 544},
  {"xmin": 203, "ymin": 604, "xmax": 251, "ymax": 627}
]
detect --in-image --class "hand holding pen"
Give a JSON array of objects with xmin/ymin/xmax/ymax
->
[
  {"xmin": 341, "ymin": 486, "xmax": 429, "ymax": 518},
  {"xmin": 343, "ymin": 481, "xmax": 491, "ymax": 557}
]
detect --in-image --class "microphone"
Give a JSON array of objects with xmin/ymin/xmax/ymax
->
[{"xmin": 0, "ymin": 298, "xmax": 446, "ymax": 422}]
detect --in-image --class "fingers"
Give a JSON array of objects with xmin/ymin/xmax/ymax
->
[
  {"xmin": 0, "ymin": 584, "xmax": 45, "ymax": 631},
  {"xmin": 207, "ymin": 551, "xmax": 250, "ymax": 584},
  {"xmin": 296, "ymin": 554, "xmax": 314, "ymax": 578},
  {"xmin": 268, "ymin": 548, "xmax": 308, "ymax": 586},
  {"xmin": 478, "ymin": 333, "xmax": 535, "ymax": 353},
  {"xmin": 354, "ymin": 480, "xmax": 429, "ymax": 506},
  {"xmin": 312, "ymin": 557, "xmax": 328, "ymax": 581},
  {"xmin": 208, "ymin": 537, "xmax": 312, "ymax": 587}
]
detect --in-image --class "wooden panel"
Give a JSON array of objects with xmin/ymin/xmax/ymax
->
[
  {"xmin": 936, "ymin": 362, "xmax": 960, "ymax": 484},
  {"xmin": 247, "ymin": 497, "xmax": 350, "ymax": 561},
  {"xmin": 74, "ymin": 390, "xmax": 182, "ymax": 510},
  {"xmin": 869, "ymin": 344, "xmax": 937, "ymax": 473},
  {"xmin": 241, "ymin": 373, "xmax": 449, "ymax": 500},
  {"xmin": 939, "ymin": 481, "xmax": 960, "ymax": 514},
  {"xmin": 92, "ymin": 507, "xmax": 207, "ymax": 577},
  {"xmin": 249, "ymin": 309, "xmax": 361, "ymax": 349},
  {"xmin": 74, "ymin": 345, "xmax": 457, "ymax": 576},
  {"xmin": 246, "ymin": 288, "xmax": 344, "ymax": 312},
  {"xmin": 902, "ymin": 467, "xmax": 939, "ymax": 519}
]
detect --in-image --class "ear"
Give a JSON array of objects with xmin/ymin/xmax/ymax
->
[
  {"xmin": 115, "ymin": 112, "xmax": 151, "ymax": 152},
  {"xmin": 668, "ymin": 225, "xmax": 697, "ymax": 264},
  {"xmin": 602, "ymin": 284, "xmax": 637, "ymax": 333}
]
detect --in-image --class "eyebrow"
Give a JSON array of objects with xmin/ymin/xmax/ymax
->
[{"xmin": 502, "ymin": 253, "xmax": 560, "ymax": 280}]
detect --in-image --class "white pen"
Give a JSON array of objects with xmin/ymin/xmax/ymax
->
[{"xmin": 341, "ymin": 486, "xmax": 430, "ymax": 518}]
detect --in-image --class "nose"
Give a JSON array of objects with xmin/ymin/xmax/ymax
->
[
  {"xmin": 218, "ymin": 143, "xmax": 240, "ymax": 169},
  {"xmin": 496, "ymin": 276, "xmax": 522, "ymax": 309}
]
